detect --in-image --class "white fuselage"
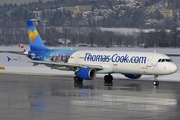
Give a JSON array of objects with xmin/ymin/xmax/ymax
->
[{"xmin": 66, "ymin": 50, "xmax": 178, "ymax": 75}]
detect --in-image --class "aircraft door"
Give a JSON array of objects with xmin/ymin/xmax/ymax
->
[
  {"xmin": 146, "ymin": 55, "xmax": 153, "ymax": 67},
  {"xmin": 75, "ymin": 54, "xmax": 80, "ymax": 63}
]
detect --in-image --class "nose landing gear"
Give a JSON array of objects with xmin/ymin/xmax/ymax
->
[{"xmin": 154, "ymin": 75, "xmax": 159, "ymax": 86}]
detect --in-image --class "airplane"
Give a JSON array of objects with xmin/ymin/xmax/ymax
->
[{"xmin": 0, "ymin": 20, "xmax": 178, "ymax": 86}]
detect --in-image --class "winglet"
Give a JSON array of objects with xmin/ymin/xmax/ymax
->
[{"xmin": 7, "ymin": 56, "xmax": 11, "ymax": 62}]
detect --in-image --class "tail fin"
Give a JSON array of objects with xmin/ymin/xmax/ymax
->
[{"xmin": 27, "ymin": 20, "xmax": 48, "ymax": 51}]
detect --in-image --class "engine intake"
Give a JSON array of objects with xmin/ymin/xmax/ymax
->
[{"xmin": 77, "ymin": 68, "xmax": 97, "ymax": 80}]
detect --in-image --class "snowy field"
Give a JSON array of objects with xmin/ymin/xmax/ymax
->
[{"xmin": 1, "ymin": 45, "xmax": 180, "ymax": 82}]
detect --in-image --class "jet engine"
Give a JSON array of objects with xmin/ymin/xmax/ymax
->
[
  {"xmin": 77, "ymin": 68, "xmax": 97, "ymax": 80},
  {"xmin": 124, "ymin": 74, "xmax": 142, "ymax": 79}
]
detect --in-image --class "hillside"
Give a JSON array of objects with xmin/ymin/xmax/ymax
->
[{"xmin": 0, "ymin": 0, "xmax": 53, "ymax": 5}]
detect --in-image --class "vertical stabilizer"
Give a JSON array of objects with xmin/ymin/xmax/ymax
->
[{"xmin": 27, "ymin": 21, "xmax": 48, "ymax": 51}]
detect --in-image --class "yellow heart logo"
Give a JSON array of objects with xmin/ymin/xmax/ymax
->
[{"xmin": 28, "ymin": 30, "xmax": 38, "ymax": 42}]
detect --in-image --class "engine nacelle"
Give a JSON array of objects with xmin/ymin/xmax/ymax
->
[
  {"xmin": 124, "ymin": 74, "xmax": 142, "ymax": 79},
  {"xmin": 77, "ymin": 68, "xmax": 97, "ymax": 80}
]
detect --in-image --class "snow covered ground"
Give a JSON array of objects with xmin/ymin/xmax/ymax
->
[{"xmin": 0, "ymin": 45, "xmax": 180, "ymax": 82}]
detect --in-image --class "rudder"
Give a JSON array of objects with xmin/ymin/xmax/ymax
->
[{"xmin": 27, "ymin": 20, "xmax": 48, "ymax": 51}]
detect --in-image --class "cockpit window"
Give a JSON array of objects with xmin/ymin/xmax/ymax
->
[
  {"xmin": 158, "ymin": 59, "xmax": 173, "ymax": 62},
  {"xmin": 165, "ymin": 59, "xmax": 171, "ymax": 62}
]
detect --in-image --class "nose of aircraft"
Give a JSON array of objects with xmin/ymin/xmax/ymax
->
[{"xmin": 170, "ymin": 64, "xmax": 178, "ymax": 73}]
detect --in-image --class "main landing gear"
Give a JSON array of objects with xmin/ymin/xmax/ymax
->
[
  {"xmin": 74, "ymin": 76, "xmax": 83, "ymax": 83},
  {"xmin": 153, "ymin": 75, "xmax": 159, "ymax": 86},
  {"xmin": 104, "ymin": 74, "xmax": 113, "ymax": 83}
]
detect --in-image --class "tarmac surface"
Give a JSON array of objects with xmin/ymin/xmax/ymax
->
[{"xmin": 0, "ymin": 73, "xmax": 180, "ymax": 120}]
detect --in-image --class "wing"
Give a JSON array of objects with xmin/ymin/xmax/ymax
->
[{"xmin": 12, "ymin": 58, "xmax": 103, "ymax": 70}]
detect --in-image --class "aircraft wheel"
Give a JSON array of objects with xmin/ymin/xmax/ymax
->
[
  {"xmin": 74, "ymin": 76, "xmax": 79, "ymax": 82},
  {"xmin": 109, "ymin": 75, "xmax": 113, "ymax": 82},
  {"xmin": 74, "ymin": 76, "xmax": 83, "ymax": 83},
  {"xmin": 153, "ymin": 81, "xmax": 159, "ymax": 86},
  {"xmin": 104, "ymin": 75, "xmax": 113, "ymax": 83},
  {"xmin": 104, "ymin": 75, "xmax": 109, "ymax": 83}
]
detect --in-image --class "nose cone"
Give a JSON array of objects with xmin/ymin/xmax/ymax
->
[{"xmin": 170, "ymin": 64, "xmax": 178, "ymax": 73}]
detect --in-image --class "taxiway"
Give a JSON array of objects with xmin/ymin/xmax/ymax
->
[{"xmin": 0, "ymin": 73, "xmax": 179, "ymax": 120}]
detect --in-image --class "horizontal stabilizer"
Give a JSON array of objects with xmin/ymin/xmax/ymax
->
[{"xmin": 0, "ymin": 51, "xmax": 24, "ymax": 55}]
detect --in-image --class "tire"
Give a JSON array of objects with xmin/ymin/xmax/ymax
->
[
  {"xmin": 109, "ymin": 75, "xmax": 113, "ymax": 81},
  {"xmin": 74, "ymin": 76, "xmax": 79, "ymax": 82},
  {"xmin": 104, "ymin": 75, "xmax": 113, "ymax": 83},
  {"xmin": 153, "ymin": 81, "xmax": 159, "ymax": 86},
  {"xmin": 104, "ymin": 75, "xmax": 109, "ymax": 83}
]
